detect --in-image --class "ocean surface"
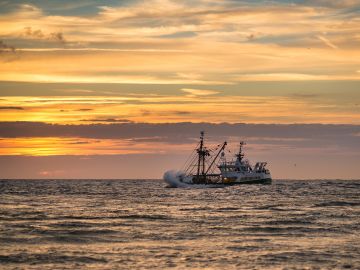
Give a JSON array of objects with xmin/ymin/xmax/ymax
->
[{"xmin": 0, "ymin": 180, "xmax": 359, "ymax": 270}]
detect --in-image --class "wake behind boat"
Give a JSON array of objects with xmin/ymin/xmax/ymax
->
[{"xmin": 164, "ymin": 132, "xmax": 271, "ymax": 187}]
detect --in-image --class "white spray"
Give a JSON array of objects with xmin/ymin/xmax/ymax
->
[
  {"xmin": 163, "ymin": 170, "xmax": 188, "ymax": 188},
  {"xmin": 163, "ymin": 170, "xmax": 222, "ymax": 188}
]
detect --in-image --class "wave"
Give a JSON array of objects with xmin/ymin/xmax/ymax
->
[
  {"xmin": 313, "ymin": 201, "xmax": 360, "ymax": 207},
  {"xmin": 1, "ymin": 179, "xmax": 359, "ymax": 269},
  {"xmin": 0, "ymin": 253, "xmax": 107, "ymax": 264}
]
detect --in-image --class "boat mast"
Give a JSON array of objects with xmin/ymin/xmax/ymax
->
[
  {"xmin": 196, "ymin": 131, "xmax": 204, "ymax": 179},
  {"xmin": 236, "ymin": 141, "xmax": 246, "ymax": 162},
  {"xmin": 202, "ymin": 144, "xmax": 206, "ymax": 176},
  {"xmin": 196, "ymin": 131, "xmax": 210, "ymax": 181}
]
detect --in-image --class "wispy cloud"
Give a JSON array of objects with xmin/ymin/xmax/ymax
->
[
  {"xmin": 0, "ymin": 40, "xmax": 16, "ymax": 53},
  {"xmin": 1, "ymin": 91, "xmax": 359, "ymax": 124},
  {"xmin": 0, "ymin": 1, "xmax": 359, "ymax": 83},
  {"xmin": 0, "ymin": 106, "xmax": 24, "ymax": 110},
  {"xmin": 181, "ymin": 88, "xmax": 220, "ymax": 96},
  {"xmin": 80, "ymin": 118, "xmax": 133, "ymax": 123},
  {"xmin": 0, "ymin": 1, "xmax": 359, "ymax": 179},
  {"xmin": 302, "ymin": 0, "xmax": 360, "ymax": 8},
  {"xmin": 21, "ymin": 27, "xmax": 66, "ymax": 44},
  {"xmin": 317, "ymin": 35, "xmax": 338, "ymax": 49}
]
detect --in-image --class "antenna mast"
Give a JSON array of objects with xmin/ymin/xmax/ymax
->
[
  {"xmin": 236, "ymin": 141, "xmax": 246, "ymax": 162},
  {"xmin": 196, "ymin": 131, "xmax": 204, "ymax": 179},
  {"xmin": 196, "ymin": 131, "xmax": 210, "ymax": 182}
]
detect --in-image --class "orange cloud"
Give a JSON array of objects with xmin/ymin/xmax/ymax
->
[
  {"xmin": 1, "ymin": 93, "xmax": 359, "ymax": 124},
  {"xmin": 0, "ymin": 1, "xmax": 359, "ymax": 85}
]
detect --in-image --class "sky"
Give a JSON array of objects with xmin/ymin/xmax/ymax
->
[{"xmin": 0, "ymin": 0, "xmax": 359, "ymax": 179}]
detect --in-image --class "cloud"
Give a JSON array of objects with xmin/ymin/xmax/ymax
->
[
  {"xmin": 291, "ymin": 93, "xmax": 319, "ymax": 99},
  {"xmin": 68, "ymin": 140, "xmax": 92, "ymax": 145},
  {"xmin": 176, "ymin": 73, "xmax": 203, "ymax": 80},
  {"xmin": 57, "ymin": 89, "xmax": 97, "ymax": 94},
  {"xmin": 0, "ymin": 1, "xmax": 358, "ymax": 84},
  {"xmin": 22, "ymin": 27, "xmax": 66, "ymax": 44},
  {"xmin": 0, "ymin": 106, "xmax": 24, "ymax": 110},
  {"xmin": 0, "ymin": 40, "xmax": 18, "ymax": 61},
  {"xmin": 172, "ymin": 111, "xmax": 191, "ymax": 115},
  {"xmin": 22, "ymin": 27, "xmax": 45, "ymax": 39},
  {"xmin": 49, "ymin": 32, "xmax": 65, "ymax": 43},
  {"xmin": 247, "ymin": 33, "xmax": 256, "ymax": 41},
  {"xmin": 1, "ymin": 91, "xmax": 359, "ymax": 124},
  {"xmin": 0, "ymin": 40, "xmax": 16, "ymax": 53},
  {"xmin": 77, "ymin": 108, "xmax": 93, "ymax": 111},
  {"xmin": 234, "ymin": 73, "xmax": 337, "ymax": 81},
  {"xmin": 0, "ymin": 121, "xmax": 359, "ymax": 142},
  {"xmin": 158, "ymin": 31, "xmax": 197, "ymax": 39},
  {"xmin": 80, "ymin": 118, "xmax": 133, "ymax": 123},
  {"xmin": 301, "ymin": 0, "xmax": 360, "ymax": 8},
  {"xmin": 0, "ymin": 122, "xmax": 359, "ymax": 179},
  {"xmin": 317, "ymin": 35, "xmax": 338, "ymax": 49},
  {"xmin": 181, "ymin": 88, "xmax": 220, "ymax": 96}
]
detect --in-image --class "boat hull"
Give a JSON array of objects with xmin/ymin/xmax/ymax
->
[
  {"xmin": 234, "ymin": 178, "xmax": 272, "ymax": 185},
  {"xmin": 189, "ymin": 173, "xmax": 272, "ymax": 185},
  {"xmin": 203, "ymin": 178, "xmax": 272, "ymax": 185},
  {"xmin": 163, "ymin": 171, "xmax": 272, "ymax": 188}
]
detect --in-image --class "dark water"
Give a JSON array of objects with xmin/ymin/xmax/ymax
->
[{"xmin": 0, "ymin": 180, "xmax": 359, "ymax": 269}]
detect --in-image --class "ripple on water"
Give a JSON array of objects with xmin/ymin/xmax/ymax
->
[{"xmin": 0, "ymin": 179, "xmax": 359, "ymax": 269}]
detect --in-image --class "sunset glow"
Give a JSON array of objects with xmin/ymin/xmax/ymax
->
[
  {"xmin": 1, "ymin": 92, "xmax": 359, "ymax": 124},
  {"xmin": 0, "ymin": 136, "xmax": 198, "ymax": 156},
  {"xmin": 0, "ymin": 0, "xmax": 359, "ymax": 178}
]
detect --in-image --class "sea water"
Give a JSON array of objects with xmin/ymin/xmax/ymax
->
[{"xmin": 0, "ymin": 179, "xmax": 359, "ymax": 269}]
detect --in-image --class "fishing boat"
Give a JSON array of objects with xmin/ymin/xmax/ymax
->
[{"xmin": 164, "ymin": 131, "xmax": 271, "ymax": 187}]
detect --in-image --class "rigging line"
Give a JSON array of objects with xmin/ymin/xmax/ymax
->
[
  {"xmin": 184, "ymin": 161, "xmax": 196, "ymax": 174},
  {"xmin": 204, "ymin": 159, "xmax": 216, "ymax": 174},
  {"xmin": 180, "ymin": 142, "xmax": 200, "ymax": 171},
  {"xmin": 210, "ymin": 162, "xmax": 220, "ymax": 174},
  {"xmin": 184, "ymin": 152, "xmax": 199, "ymax": 173},
  {"xmin": 184, "ymin": 147, "xmax": 197, "ymax": 166},
  {"xmin": 182, "ymin": 152, "xmax": 197, "ymax": 171},
  {"xmin": 210, "ymin": 144, "xmax": 220, "ymax": 151},
  {"xmin": 184, "ymin": 156, "xmax": 198, "ymax": 174}
]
